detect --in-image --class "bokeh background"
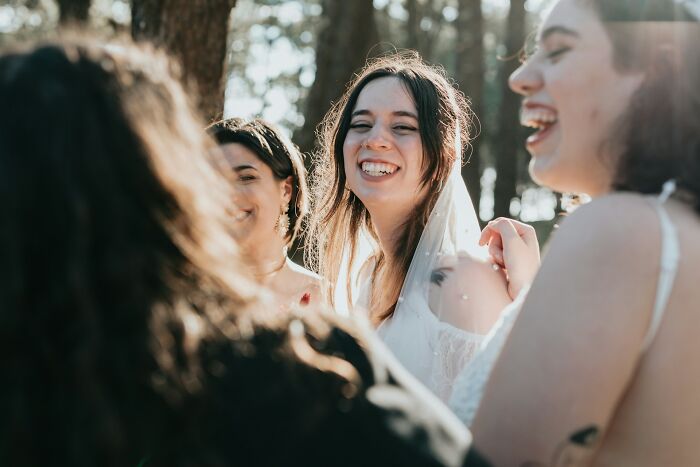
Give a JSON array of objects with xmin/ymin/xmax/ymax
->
[{"xmin": 1, "ymin": 0, "xmax": 565, "ymax": 247}]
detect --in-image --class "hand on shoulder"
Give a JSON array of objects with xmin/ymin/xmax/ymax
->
[{"xmin": 480, "ymin": 217, "xmax": 540, "ymax": 300}]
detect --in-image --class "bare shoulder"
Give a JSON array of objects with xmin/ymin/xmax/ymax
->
[
  {"xmin": 432, "ymin": 253, "xmax": 512, "ymax": 334},
  {"xmin": 286, "ymin": 259, "xmax": 323, "ymax": 285},
  {"xmin": 549, "ymin": 192, "xmax": 661, "ymax": 265},
  {"xmin": 519, "ymin": 192, "xmax": 664, "ymax": 347}
]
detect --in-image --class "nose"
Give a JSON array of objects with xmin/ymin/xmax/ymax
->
[
  {"xmin": 362, "ymin": 125, "xmax": 392, "ymax": 151},
  {"xmin": 509, "ymin": 59, "xmax": 542, "ymax": 97}
]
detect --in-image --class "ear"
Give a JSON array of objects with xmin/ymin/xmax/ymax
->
[{"xmin": 280, "ymin": 176, "xmax": 293, "ymax": 204}]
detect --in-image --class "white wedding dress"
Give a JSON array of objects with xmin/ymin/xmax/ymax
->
[{"xmin": 351, "ymin": 159, "xmax": 490, "ymax": 403}]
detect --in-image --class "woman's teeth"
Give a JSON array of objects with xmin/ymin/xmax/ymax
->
[
  {"xmin": 361, "ymin": 161, "xmax": 398, "ymax": 177},
  {"xmin": 521, "ymin": 108, "xmax": 558, "ymax": 129}
]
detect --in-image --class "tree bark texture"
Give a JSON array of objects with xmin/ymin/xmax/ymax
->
[
  {"xmin": 130, "ymin": 0, "xmax": 237, "ymax": 122},
  {"xmin": 493, "ymin": 0, "xmax": 526, "ymax": 219},
  {"xmin": 455, "ymin": 0, "xmax": 484, "ymax": 219},
  {"xmin": 293, "ymin": 0, "xmax": 380, "ymax": 156},
  {"xmin": 57, "ymin": 0, "xmax": 91, "ymax": 24}
]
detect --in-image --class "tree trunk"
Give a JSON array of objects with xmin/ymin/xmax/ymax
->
[
  {"xmin": 493, "ymin": 0, "xmax": 525, "ymax": 219},
  {"xmin": 57, "ymin": 0, "xmax": 90, "ymax": 24},
  {"xmin": 456, "ymin": 0, "xmax": 484, "ymax": 219},
  {"xmin": 406, "ymin": 0, "xmax": 421, "ymax": 52},
  {"xmin": 293, "ymin": 0, "xmax": 380, "ymax": 156},
  {"xmin": 130, "ymin": 0, "xmax": 237, "ymax": 122},
  {"xmin": 405, "ymin": 0, "xmax": 445, "ymax": 62}
]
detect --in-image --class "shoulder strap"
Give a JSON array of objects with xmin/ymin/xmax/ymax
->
[{"xmin": 641, "ymin": 180, "xmax": 681, "ymax": 351}]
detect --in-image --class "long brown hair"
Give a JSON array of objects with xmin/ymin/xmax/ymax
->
[
  {"xmin": 307, "ymin": 52, "xmax": 473, "ymax": 322},
  {"xmin": 0, "ymin": 33, "xmax": 256, "ymax": 466},
  {"xmin": 587, "ymin": 0, "xmax": 700, "ymax": 212}
]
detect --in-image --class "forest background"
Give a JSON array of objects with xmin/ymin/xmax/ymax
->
[{"xmin": 1, "ymin": 0, "xmax": 565, "ymax": 260}]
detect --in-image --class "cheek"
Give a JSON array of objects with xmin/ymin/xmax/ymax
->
[
  {"xmin": 399, "ymin": 139, "xmax": 426, "ymax": 183},
  {"xmin": 233, "ymin": 186, "xmax": 253, "ymax": 206},
  {"xmin": 343, "ymin": 137, "xmax": 358, "ymax": 161},
  {"xmin": 343, "ymin": 139, "xmax": 359, "ymax": 184}
]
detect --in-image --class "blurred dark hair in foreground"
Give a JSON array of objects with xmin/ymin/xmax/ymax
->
[{"xmin": 0, "ymin": 32, "xmax": 472, "ymax": 467}]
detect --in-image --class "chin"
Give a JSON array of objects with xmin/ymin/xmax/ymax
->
[
  {"xmin": 528, "ymin": 152, "xmax": 569, "ymax": 193},
  {"xmin": 354, "ymin": 188, "xmax": 395, "ymax": 208}
]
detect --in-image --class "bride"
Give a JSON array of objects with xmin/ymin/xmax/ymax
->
[{"xmin": 307, "ymin": 53, "xmax": 518, "ymax": 401}]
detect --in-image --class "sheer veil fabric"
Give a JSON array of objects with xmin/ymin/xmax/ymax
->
[{"xmin": 352, "ymin": 156, "xmax": 490, "ymax": 402}]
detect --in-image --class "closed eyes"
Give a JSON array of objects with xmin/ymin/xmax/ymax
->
[
  {"xmin": 348, "ymin": 122, "xmax": 417, "ymax": 132},
  {"xmin": 546, "ymin": 46, "xmax": 570, "ymax": 62}
]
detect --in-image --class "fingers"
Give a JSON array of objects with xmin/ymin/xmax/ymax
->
[
  {"xmin": 488, "ymin": 235, "xmax": 505, "ymax": 267},
  {"xmin": 486, "ymin": 218, "xmax": 521, "ymax": 243},
  {"xmin": 481, "ymin": 218, "xmax": 539, "ymax": 266},
  {"xmin": 480, "ymin": 222, "xmax": 505, "ymax": 266},
  {"xmin": 482, "ymin": 218, "xmax": 538, "ymax": 246},
  {"xmin": 479, "ymin": 225, "xmax": 494, "ymax": 246}
]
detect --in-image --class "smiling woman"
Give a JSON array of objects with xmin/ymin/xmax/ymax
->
[
  {"xmin": 208, "ymin": 118, "xmax": 322, "ymax": 309},
  {"xmin": 307, "ymin": 52, "xmax": 516, "ymax": 402},
  {"xmin": 448, "ymin": 0, "xmax": 700, "ymax": 465}
]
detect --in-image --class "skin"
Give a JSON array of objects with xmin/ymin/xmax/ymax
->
[
  {"xmin": 222, "ymin": 143, "xmax": 321, "ymax": 309},
  {"xmin": 345, "ymin": 76, "xmax": 510, "ymax": 330},
  {"xmin": 472, "ymin": 1, "xmax": 700, "ymax": 465},
  {"xmin": 428, "ymin": 254, "xmax": 511, "ymax": 335},
  {"xmin": 509, "ymin": 0, "xmax": 643, "ymax": 196},
  {"xmin": 344, "ymin": 76, "xmax": 427, "ymax": 255}
]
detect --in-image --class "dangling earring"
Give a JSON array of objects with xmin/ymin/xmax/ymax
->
[{"xmin": 275, "ymin": 203, "xmax": 290, "ymax": 238}]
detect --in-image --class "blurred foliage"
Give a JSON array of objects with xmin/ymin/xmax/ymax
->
[{"xmin": 1, "ymin": 0, "xmax": 558, "ymax": 238}]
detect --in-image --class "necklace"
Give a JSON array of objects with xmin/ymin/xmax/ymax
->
[{"xmin": 253, "ymin": 256, "xmax": 287, "ymax": 279}]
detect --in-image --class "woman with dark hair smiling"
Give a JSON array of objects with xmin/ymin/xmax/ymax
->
[
  {"xmin": 449, "ymin": 0, "xmax": 700, "ymax": 465},
  {"xmin": 0, "ymin": 33, "xmax": 481, "ymax": 467},
  {"xmin": 208, "ymin": 118, "xmax": 322, "ymax": 309},
  {"xmin": 308, "ymin": 53, "xmax": 516, "ymax": 402}
]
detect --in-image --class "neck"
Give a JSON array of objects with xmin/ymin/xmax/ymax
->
[
  {"xmin": 366, "ymin": 204, "xmax": 413, "ymax": 261},
  {"xmin": 243, "ymin": 237, "xmax": 287, "ymax": 281},
  {"xmin": 584, "ymin": 162, "xmax": 616, "ymax": 199}
]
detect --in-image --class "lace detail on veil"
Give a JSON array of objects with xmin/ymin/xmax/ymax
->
[
  {"xmin": 369, "ymin": 159, "xmax": 490, "ymax": 402},
  {"xmin": 431, "ymin": 323, "xmax": 483, "ymax": 401}
]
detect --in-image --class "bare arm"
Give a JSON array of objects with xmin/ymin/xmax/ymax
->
[
  {"xmin": 431, "ymin": 254, "xmax": 513, "ymax": 335},
  {"xmin": 471, "ymin": 195, "xmax": 660, "ymax": 466}
]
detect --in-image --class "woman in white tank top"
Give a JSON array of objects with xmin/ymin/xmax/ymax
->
[{"xmin": 452, "ymin": 1, "xmax": 700, "ymax": 465}]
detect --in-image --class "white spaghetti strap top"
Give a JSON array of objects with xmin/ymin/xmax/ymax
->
[
  {"xmin": 641, "ymin": 180, "xmax": 681, "ymax": 351},
  {"xmin": 449, "ymin": 181, "xmax": 682, "ymax": 426}
]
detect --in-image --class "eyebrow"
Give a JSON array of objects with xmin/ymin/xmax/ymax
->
[
  {"xmin": 351, "ymin": 109, "xmax": 419, "ymax": 120},
  {"xmin": 538, "ymin": 25, "xmax": 580, "ymax": 43},
  {"xmin": 233, "ymin": 164, "xmax": 258, "ymax": 172}
]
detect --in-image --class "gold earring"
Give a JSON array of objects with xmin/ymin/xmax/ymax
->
[{"xmin": 275, "ymin": 203, "xmax": 290, "ymax": 237}]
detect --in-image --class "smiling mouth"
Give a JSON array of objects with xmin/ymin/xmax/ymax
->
[
  {"xmin": 521, "ymin": 107, "xmax": 558, "ymax": 147},
  {"xmin": 521, "ymin": 107, "xmax": 558, "ymax": 131},
  {"xmin": 360, "ymin": 161, "xmax": 399, "ymax": 177}
]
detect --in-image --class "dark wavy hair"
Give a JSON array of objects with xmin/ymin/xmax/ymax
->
[
  {"xmin": 306, "ymin": 52, "xmax": 473, "ymax": 322},
  {"xmin": 0, "ymin": 33, "xmax": 258, "ymax": 465},
  {"xmin": 588, "ymin": 0, "xmax": 700, "ymax": 213},
  {"xmin": 207, "ymin": 118, "xmax": 309, "ymax": 247}
]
